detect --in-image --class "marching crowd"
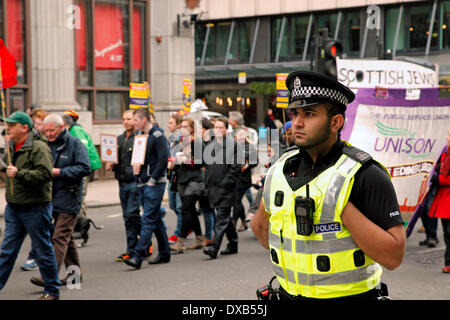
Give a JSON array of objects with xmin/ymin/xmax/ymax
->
[
  {"xmin": 0, "ymin": 104, "xmax": 293, "ymax": 300},
  {"xmin": 0, "ymin": 98, "xmax": 447, "ymax": 301}
]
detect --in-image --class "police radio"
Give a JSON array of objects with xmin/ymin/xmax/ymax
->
[{"xmin": 294, "ymin": 184, "xmax": 315, "ymax": 236}]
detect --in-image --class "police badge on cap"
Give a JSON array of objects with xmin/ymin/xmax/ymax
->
[{"xmin": 285, "ymin": 71, "xmax": 355, "ymax": 111}]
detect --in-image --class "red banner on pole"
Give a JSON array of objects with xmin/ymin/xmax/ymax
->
[{"xmin": 0, "ymin": 39, "xmax": 18, "ymax": 89}]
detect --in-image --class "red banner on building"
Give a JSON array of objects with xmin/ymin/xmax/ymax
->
[
  {"xmin": 75, "ymin": 0, "xmax": 87, "ymax": 70},
  {"xmin": 76, "ymin": 2, "xmax": 142, "ymax": 71},
  {"xmin": 7, "ymin": 0, "xmax": 23, "ymax": 62},
  {"xmin": 132, "ymin": 8, "xmax": 142, "ymax": 70},
  {"xmin": 94, "ymin": 3, "xmax": 124, "ymax": 70}
]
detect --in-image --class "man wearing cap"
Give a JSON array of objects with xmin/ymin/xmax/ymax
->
[
  {"xmin": 0, "ymin": 111, "xmax": 60, "ymax": 300},
  {"xmin": 251, "ymin": 71, "xmax": 405, "ymax": 300}
]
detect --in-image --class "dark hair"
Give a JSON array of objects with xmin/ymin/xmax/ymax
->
[
  {"xmin": 182, "ymin": 118, "xmax": 195, "ymax": 132},
  {"xmin": 201, "ymin": 118, "xmax": 212, "ymax": 130},
  {"xmin": 215, "ymin": 117, "xmax": 228, "ymax": 128},
  {"xmin": 323, "ymin": 101, "xmax": 346, "ymax": 136},
  {"xmin": 170, "ymin": 112, "xmax": 183, "ymax": 125},
  {"xmin": 133, "ymin": 108, "xmax": 152, "ymax": 122}
]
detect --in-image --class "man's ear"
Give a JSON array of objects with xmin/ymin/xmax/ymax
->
[{"xmin": 330, "ymin": 114, "xmax": 345, "ymax": 133}]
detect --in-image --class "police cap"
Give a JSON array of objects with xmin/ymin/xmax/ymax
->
[{"xmin": 285, "ymin": 71, "xmax": 354, "ymax": 111}]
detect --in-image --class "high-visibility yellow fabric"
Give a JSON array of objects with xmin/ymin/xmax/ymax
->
[{"xmin": 263, "ymin": 149, "xmax": 382, "ymax": 299}]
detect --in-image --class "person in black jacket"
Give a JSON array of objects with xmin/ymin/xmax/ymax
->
[
  {"xmin": 106, "ymin": 110, "xmax": 142, "ymax": 262},
  {"xmin": 170, "ymin": 118, "xmax": 206, "ymax": 253},
  {"xmin": 124, "ymin": 108, "xmax": 170, "ymax": 270},
  {"xmin": 232, "ymin": 128, "xmax": 257, "ymax": 231},
  {"xmin": 203, "ymin": 117, "xmax": 242, "ymax": 259},
  {"xmin": 31, "ymin": 113, "xmax": 91, "ymax": 288}
]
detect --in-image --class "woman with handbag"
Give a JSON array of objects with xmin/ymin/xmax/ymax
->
[{"xmin": 171, "ymin": 118, "xmax": 206, "ymax": 253}]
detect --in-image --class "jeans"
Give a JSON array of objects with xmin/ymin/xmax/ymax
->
[
  {"xmin": 0, "ymin": 203, "xmax": 60, "ymax": 297},
  {"xmin": 245, "ymin": 188, "xmax": 254, "ymax": 206},
  {"xmin": 119, "ymin": 182, "xmax": 142, "ymax": 253},
  {"xmin": 420, "ymin": 185, "xmax": 439, "ymax": 240},
  {"xmin": 168, "ymin": 183, "xmax": 182, "ymax": 237},
  {"xmin": 131, "ymin": 183, "xmax": 170, "ymax": 261}
]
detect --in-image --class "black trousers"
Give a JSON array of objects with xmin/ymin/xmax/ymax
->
[
  {"xmin": 232, "ymin": 187, "xmax": 248, "ymax": 223},
  {"xmin": 179, "ymin": 195, "xmax": 202, "ymax": 238},
  {"xmin": 212, "ymin": 206, "xmax": 238, "ymax": 251},
  {"xmin": 442, "ymin": 218, "xmax": 450, "ymax": 266}
]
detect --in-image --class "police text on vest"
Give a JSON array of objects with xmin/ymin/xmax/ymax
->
[{"xmin": 314, "ymin": 222, "xmax": 341, "ymax": 234}]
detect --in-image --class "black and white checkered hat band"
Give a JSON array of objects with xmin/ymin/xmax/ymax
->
[{"xmin": 291, "ymin": 86, "xmax": 349, "ymax": 106}]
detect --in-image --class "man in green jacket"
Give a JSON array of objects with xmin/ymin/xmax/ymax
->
[
  {"xmin": 62, "ymin": 110, "xmax": 102, "ymax": 217},
  {"xmin": 0, "ymin": 111, "xmax": 60, "ymax": 300}
]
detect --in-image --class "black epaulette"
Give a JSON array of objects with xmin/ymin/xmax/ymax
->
[{"xmin": 341, "ymin": 144, "xmax": 372, "ymax": 165}]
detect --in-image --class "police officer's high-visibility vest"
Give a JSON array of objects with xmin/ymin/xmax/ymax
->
[{"xmin": 263, "ymin": 146, "xmax": 383, "ymax": 299}]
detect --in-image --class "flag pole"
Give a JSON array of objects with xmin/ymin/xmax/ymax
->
[{"xmin": 0, "ymin": 56, "xmax": 13, "ymax": 194}]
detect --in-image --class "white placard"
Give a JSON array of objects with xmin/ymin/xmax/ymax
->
[
  {"xmin": 131, "ymin": 134, "xmax": 148, "ymax": 165},
  {"xmin": 100, "ymin": 134, "xmax": 118, "ymax": 163},
  {"xmin": 336, "ymin": 58, "xmax": 439, "ymax": 89}
]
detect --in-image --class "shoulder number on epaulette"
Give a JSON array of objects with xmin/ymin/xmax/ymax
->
[{"xmin": 342, "ymin": 145, "xmax": 372, "ymax": 164}]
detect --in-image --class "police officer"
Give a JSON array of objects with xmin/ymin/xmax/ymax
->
[{"xmin": 251, "ymin": 71, "xmax": 406, "ymax": 300}]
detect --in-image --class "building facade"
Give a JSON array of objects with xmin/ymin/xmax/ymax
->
[
  {"xmin": 195, "ymin": 0, "xmax": 450, "ymax": 127},
  {"xmin": 1, "ymin": 0, "xmax": 449, "ymax": 143},
  {"xmin": 1, "ymin": 0, "xmax": 195, "ymax": 144}
]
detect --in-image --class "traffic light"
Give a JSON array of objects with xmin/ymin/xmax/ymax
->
[
  {"xmin": 323, "ymin": 39, "xmax": 342, "ymax": 78},
  {"xmin": 314, "ymin": 29, "xmax": 343, "ymax": 79}
]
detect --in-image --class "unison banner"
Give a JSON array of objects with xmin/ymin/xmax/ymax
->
[{"xmin": 341, "ymin": 88, "xmax": 450, "ymax": 212}]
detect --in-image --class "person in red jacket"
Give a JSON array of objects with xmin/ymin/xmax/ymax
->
[{"xmin": 428, "ymin": 129, "xmax": 450, "ymax": 273}]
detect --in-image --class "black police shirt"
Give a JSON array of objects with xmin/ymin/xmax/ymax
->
[{"xmin": 282, "ymin": 140, "xmax": 403, "ymax": 231}]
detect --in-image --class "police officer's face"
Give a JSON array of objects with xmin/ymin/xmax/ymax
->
[{"xmin": 291, "ymin": 104, "xmax": 332, "ymax": 149}]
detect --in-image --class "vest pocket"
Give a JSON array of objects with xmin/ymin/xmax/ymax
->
[
  {"xmin": 316, "ymin": 255, "xmax": 331, "ymax": 272},
  {"xmin": 353, "ymin": 250, "xmax": 365, "ymax": 267}
]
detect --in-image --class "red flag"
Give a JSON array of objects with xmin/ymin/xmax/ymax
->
[{"xmin": 0, "ymin": 39, "xmax": 18, "ymax": 89}]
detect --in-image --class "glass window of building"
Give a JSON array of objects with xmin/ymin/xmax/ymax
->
[
  {"xmin": 407, "ymin": 3, "xmax": 438, "ymax": 50},
  {"xmin": 316, "ymin": 12, "xmax": 338, "ymax": 37},
  {"xmin": 344, "ymin": 10, "xmax": 361, "ymax": 54},
  {"xmin": 75, "ymin": 0, "xmax": 149, "ymax": 121},
  {"xmin": 227, "ymin": 19, "xmax": 255, "ymax": 64},
  {"xmin": 195, "ymin": 23, "xmax": 207, "ymax": 64},
  {"xmin": 201, "ymin": 21, "xmax": 232, "ymax": 65},
  {"xmin": 0, "ymin": 0, "xmax": 30, "ymax": 113},
  {"xmin": 270, "ymin": 17, "xmax": 283, "ymax": 61},
  {"xmin": 271, "ymin": 15, "xmax": 311, "ymax": 61},
  {"xmin": 385, "ymin": 6, "xmax": 405, "ymax": 52},
  {"xmin": 441, "ymin": 0, "xmax": 450, "ymax": 49}
]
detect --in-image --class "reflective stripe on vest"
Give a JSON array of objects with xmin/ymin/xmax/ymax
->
[
  {"xmin": 265, "ymin": 150, "xmax": 382, "ymax": 299},
  {"xmin": 263, "ymin": 149, "xmax": 298, "ymax": 209}
]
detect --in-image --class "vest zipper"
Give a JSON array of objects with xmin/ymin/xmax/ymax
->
[{"xmin": 280, "ymin": 229, "xmax": 284, "ymax": 244}]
